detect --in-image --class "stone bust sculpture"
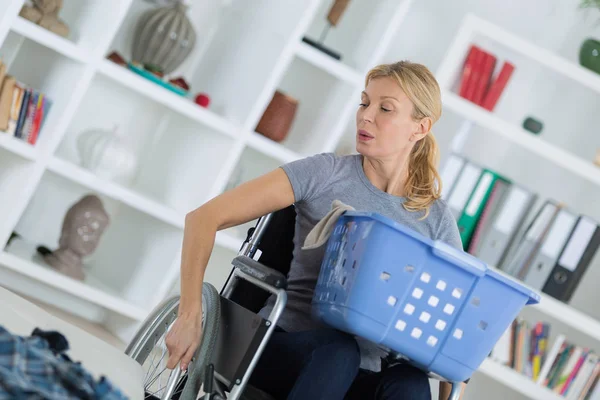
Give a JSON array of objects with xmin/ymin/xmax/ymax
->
[{"xmin": 43, "ymin": 194, "xmax": 110, "ymax": 280}]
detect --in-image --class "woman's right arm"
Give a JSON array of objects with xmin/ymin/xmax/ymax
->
[{"xmin": 166, "ymin": 167, "xmax": 295, "ymax": 371}]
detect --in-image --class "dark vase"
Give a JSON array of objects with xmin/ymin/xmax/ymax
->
[{"xmin": 579, "ymin": 38, "xmax": 600, "ymax": 74}]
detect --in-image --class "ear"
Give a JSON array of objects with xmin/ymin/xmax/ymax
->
[{"xmin": 411, "ymin": 117, "xmax": 432, "ymax": 142}]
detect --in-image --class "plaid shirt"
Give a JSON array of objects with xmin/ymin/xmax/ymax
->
[{"xmin": 0, "ymin": 325, "xmax": 127, "ymax": 399}]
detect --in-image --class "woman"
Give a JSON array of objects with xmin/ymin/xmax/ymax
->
[{"xmin": 165, "ymin": 60, "xmax": 466, "ymax": 400}]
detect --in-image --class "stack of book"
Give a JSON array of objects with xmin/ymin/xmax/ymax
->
[
  {"xmin": 0, "ymin": 59, "xmax": 51, "ymax": 145},
  {"xmin": 440, "ymin": 153, "xmax": 599, "ymax": 303},
  {"xmin": 457, "ymin": 44, "xmax": 515, "ymax": 111},
  {"xmin": 490, "ymin": 319, "xmax": 599, "ymax": 399}
]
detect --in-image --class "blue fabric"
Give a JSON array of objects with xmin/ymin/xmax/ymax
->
[{"xmin": 0, "ymin": 325, "xmax": 127, "ymax": 400}]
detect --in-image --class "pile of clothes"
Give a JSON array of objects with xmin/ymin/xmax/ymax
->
[{"xmin": 0, "ymin": 325, "xmax": 127, "ymax": 399}]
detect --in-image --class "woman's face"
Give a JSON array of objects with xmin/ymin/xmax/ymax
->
[{"xmin": 355, "ymin": 76, "xmax": 429, "ymax": 159}]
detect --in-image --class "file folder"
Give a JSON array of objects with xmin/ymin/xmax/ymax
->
[
  {"xmin": 476, "ymin": 184, "xmax": 537, "ymax": 268},
  {"xmin": 502, "ymin": 200, "xmax": 559, "ymax": 277},
  {"xmin": 467, "ymin": 179, "xmax": 510, "ymax": 256},
  {"xmin": 446, "ymin": 161, "xmax": 482, "ymax": 221},
  {"xmin": 457, "ymin": 169, "xmax": 509, "ymax": 250},
  {"xmin": 440, "ymin": 153, "xmax": 466, "ymax": 199},
  {"xmin": 523, "ymin": 207, "xmax": 578, "ymax": 290},
  {"xmin": 542, "ymin": 215, "xmax": 600, "ymax": 302}
]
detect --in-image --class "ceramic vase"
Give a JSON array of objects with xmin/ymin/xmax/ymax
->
[
  {"xmin": 255, "ymin": 90, "xmax": 299, "ymax": 143},
  {"xmin": 131, "ymin": 1, "xmax": 196, "ymax": 74},
  {"xmin": 77, "ymin": 126, "xmax": 138, "ymax": 186}
]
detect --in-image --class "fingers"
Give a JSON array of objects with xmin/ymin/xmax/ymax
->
[
  {"xmin": 165, "ymin": 331, "xmax": 185, "ymax": 370},
  {"xmin": 180, "ymin": 340, "xmax": 198, "ymax": 372}
]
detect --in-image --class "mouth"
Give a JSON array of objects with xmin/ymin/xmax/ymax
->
[{"xmin": 357, "ymin": 129, "xmax": 374, "ymax": 141}]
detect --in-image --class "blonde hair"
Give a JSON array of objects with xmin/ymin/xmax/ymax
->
[{"xmin": 365, "ymin": 60, "xmax": 443, "ymax": 218}]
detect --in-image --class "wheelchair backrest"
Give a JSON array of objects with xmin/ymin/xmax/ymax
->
[{"xmin": 225, "ymin": 205, "xmax": 297, "ymax": 313}]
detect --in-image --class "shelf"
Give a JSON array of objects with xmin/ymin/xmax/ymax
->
[
  {"xmin": 47, "ymin": 157, "xmax": 184, "ymax": 230},
  {"xmin": 442, "ymin": 91, "xmax": 600, "ymax": 187},
  {"xmin": 531, "ymin": 286, "xmax": 600, "ymax": 342},
  {"xmin": 0, "ymin": 247, "xmax": 147, "ymax": 322},
  {"xmin": 96, "ymin": 60, "xmax": 240, "ymax": 139},
  {"xmin": 465, "ymin": 13, "xmax": 600, "ymax": 97},
  {"xmin": 246, "ymin": 132, "xmax": 303, "ymax": 165},
  {"xmin": 488, "ymin": 265, "xmax": 600, "ymax": 343},
  {"xmin": 295, "ymin": 41, "xmax": 363, "ymax": 86},
  {"xmin": 10, "ymin": 17, "xmax": 88, "ymax": 63},
  {"xmin": 478, "ymin": 358, "xmax": 562, "ymax": 400},
  {"xmin": 0, "ymin": 134, "xmax": 37, "ymax": 161}
]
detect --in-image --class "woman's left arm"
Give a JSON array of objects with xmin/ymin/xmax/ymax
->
[{"xmin": 438, "ymin": 381, "xmax": 467, "ymax": 400}]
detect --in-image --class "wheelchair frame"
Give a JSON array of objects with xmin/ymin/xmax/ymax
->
[{"xmin": 127, "ymin": 210, "xmax": 464, "ymax": 400}]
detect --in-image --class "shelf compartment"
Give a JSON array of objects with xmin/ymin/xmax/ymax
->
[
  {"xmin": 267, "ymin": 55, "xmax": 358, "ymax": 157},
  {"xmin": 295, "ymin": 41, "xmax": 363, "ymax": 86},
  {"xmin": 246, "ymin": 131, "xmax": 302, "ymax": 165},
  {"xmin": 0, "ymin": 133, "xmax": 38, "ymax": 161},
  {"xmin": 96, "ymin": 60, "xmax": 239, "ymax": 138},
  {"xmin": 10, "ymin": 17, "xmax": 88, "ymax": 62},
  {"xmin": 0, "ymin": 32, "xmax": 88, "ymax": 150},
  {"xmin": 55, "ymin": 72, "xmax": 237, "ymax": 216},
  {"xmin": 9, "ymin": 169, "xmax": 184, "ymax": 316},
  {"xmin": 0, "ymin": 241, "xmax": 147, "ymax": 322},
  {"xmin": 487, "ymin": 265, "xmax": 600, "ymax": 344},
  {"xmin": 0, "ymin": 149, "xmax": 39, "ymax": 243},
  {"xmin": 442, "ymin": 91, "xmax": 600, "ymax": 188},
  {"xmin": 47, "ymin": 157, "xmax": 184, "ymax": 229},
  {"xmin": 302, "ymin": 0, "xmax": 411, "ymax": 73},
  {"xmin": 184, "ymin": 0, "xmax": 321, "ymax": 127},
  {"xmin": 438, "ymin": 13, "xmax": 600, "ymax": 168},
  {"xmin": 12, "ymin": 0, "xmax": 131, "ymax": 59}
]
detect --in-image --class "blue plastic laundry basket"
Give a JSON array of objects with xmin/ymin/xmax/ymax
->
[{"xmin": 312, "ymin": 211, "xmax": 540, "ymax": 382}]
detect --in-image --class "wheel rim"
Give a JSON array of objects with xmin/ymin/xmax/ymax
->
[{"xmin": 133, "ymin": 298, "xmax": 208, "ymax": 399}]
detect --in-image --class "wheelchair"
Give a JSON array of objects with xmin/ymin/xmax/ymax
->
[{"xmin": 124, "ymin": 205, "xmax": 464, "ymax": 400}]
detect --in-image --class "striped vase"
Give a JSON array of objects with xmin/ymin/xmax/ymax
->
[{"xmin": 131, "ymin": 1, "xmax": 196, "ymax": 74}]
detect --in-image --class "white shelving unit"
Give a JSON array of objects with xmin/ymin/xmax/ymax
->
[
  {"xmin": 0, "ymin": 0, "xmax": 415, "ymax": 339},
  {"xmin": 434, "ymin": 13, "xmax": 600, "ymax": 399}
]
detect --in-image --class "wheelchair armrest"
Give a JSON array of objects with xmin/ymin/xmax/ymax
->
[{"xmin": 232, "ymin": 255, "xmax": 287, "ymax": 290}]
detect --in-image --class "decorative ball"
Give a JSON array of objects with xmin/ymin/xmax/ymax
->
[{"xmin": 195, "ymin": 93, "xmax": 210, "ymax": 108}]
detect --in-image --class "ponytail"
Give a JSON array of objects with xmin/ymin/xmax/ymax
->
[{"xmin": 403, "ymin": 132, "xmax": 442, "ymax": 219}]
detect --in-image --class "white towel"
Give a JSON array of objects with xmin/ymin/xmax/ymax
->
[{"xmin": 302, "ymin": 200, "xmax": 355, "ymax": 250}]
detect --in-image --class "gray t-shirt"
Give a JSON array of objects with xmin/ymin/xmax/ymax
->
[{"xmin": 258, "ymin": 152, "xmax": 463, "ymax": 371}]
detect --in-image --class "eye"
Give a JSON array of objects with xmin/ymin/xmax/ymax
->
[
  {"xmin": 381, "ymin": 107, "xmax": 391, "ymax": 112},
  {"xmin": 359, "ymin": 103, "xmax": 368, "ymax": 107}
]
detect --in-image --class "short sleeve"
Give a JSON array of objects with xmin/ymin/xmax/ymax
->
[
  {"xmin": 435, "ymin": 202, "xmax": 463, "ymax": 250},
  {"xmin": 280, "ymin": 152, "xmax": 336, "ymax": 203}
]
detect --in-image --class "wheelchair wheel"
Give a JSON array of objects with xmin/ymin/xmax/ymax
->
[{"xmin": 125, "ymin": 282, "xmax": 221, "ymax": 400}]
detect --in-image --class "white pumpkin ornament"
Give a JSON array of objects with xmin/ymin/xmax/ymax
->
[{"xmin": 77, "ymin": 125, "xmax": 138, "ymax": 186}]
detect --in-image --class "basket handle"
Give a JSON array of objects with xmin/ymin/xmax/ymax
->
[{"xmin": 431, "ymin": 240, "xmax": 487, "ymax": 277}]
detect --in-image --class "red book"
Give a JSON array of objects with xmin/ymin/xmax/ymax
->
[
  {"xmin": 459, "ymin": 45, "xmax": 480, "ymax": 99},
  {"xmin": 464, "ymin": 47, "xmax": 486, "ymax": 102},
  {"xmin": 481, "ymin": 61, "xmax": 515, "ymax": 111},
  {"xmin": 472, "ymin": 51, "xmax": 497, "ymax": 106}
]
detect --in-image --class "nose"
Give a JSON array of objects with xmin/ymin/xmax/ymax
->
[{"xmin": 360, "ymin": 105, "xmax": 375, "ymax": 123}]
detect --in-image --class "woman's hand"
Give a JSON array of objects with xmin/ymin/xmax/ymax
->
[{"xmin": 165, "ymin": 308, "xmax": 203, "ymax": 371}]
